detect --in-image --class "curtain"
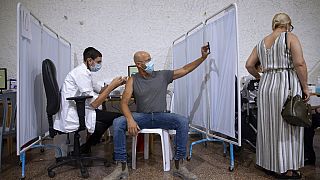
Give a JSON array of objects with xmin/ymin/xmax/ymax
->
[
  {"xmin": 58, "ymin": 39, "xmax": 71, "ymax": 88},
  {"xmin": 17, "ymin": 4, "xmax": 72, "ymax": 150},
  {"xmin": 185, "ymin": 28, "xmax": 209, "ymax": 129},
  {"xmin": 172, "ymin": 7, "xmax": 238, "ymax": 139},
  {"xmin": 18, "ymin": 16, "xmax": 42, "ymax": 148},
  {"xmin": 172, "ymin": 39, "xmax": 188, "ymax": 116},
  {"xmin": 206, "ymin": 9, "xmax": 237, "ymax": 138}
]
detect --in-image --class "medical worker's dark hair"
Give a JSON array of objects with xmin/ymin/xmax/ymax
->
[{"xmin": 83, "ymin": 47, "xmax": 102, "ymax": 61}]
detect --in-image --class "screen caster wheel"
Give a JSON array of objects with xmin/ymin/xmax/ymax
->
[
  {"xmin": 186, "ymin": 156, "xmax": 191, "ymax": 161},
  {"xmin": 229, "ymin": 166, "xmax": 234, "ymax": 172},
  {"xmin": 48, "ymin": 170, "xmax": 55, "ymax": 178}
]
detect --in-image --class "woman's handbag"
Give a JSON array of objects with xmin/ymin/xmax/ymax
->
[
  {"xmin": 282, "ymin": 94, "xmax": 312, "ymax": 127},
  {"xmin": 281, "ymin": 32, "xmax": 312, "ymax": 127}
]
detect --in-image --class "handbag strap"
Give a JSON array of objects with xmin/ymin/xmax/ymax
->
[{"xmin": 285, "ymin": 32, "xmax": 292, "ymax": 93}]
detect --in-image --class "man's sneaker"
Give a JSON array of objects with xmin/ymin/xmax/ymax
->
[
  {"xmin": 173, "ymin": 160, "xmax": 197, "ymax": 180},
  {"xmin": 103, "ymin": 162, "xmax": 128, "ymax": 180}
]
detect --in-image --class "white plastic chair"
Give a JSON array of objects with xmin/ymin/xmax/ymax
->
[
  {"xmin": 131, "ymin": 129, "xmax": 172, "ymax": 171},
  {"xmin": 131, "ymin": 90, "xmax": 174, "ymax": 171}
]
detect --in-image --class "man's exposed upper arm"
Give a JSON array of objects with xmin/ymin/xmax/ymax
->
[{"xmin": 121, "ymin": 77, "xmax": 133, "ymax": 104}]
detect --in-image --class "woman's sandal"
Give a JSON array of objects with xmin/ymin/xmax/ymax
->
[
  {"xmin": 292, "ymin": 171, "xmax": 302, "ymax": 179},
  {"xmin": 262, "ymin": 169, "xmax": 276, "ymax": 176},
  {"xmin": 274, "ymin": 170, "xmax": 302, "ymax": 179}
]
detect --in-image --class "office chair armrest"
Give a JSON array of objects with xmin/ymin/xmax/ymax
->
[
  {"xmin": 66, "ymin": 95, "xmax": 93, "ymax": 101},
  {"xmin": 66, "ymin": 95, "xmax": 93, "ymax": 131}
]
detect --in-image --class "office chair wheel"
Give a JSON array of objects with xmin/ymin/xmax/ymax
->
[
  {"xmin": 48, "ymin": 170, "xmax": 56, "ymax": 178},
  {"xmin": 81, "ymin": 169, "xmax": 89, "ymax": 178}
]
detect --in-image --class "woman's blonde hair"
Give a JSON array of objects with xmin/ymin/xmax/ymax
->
[{"xmin": 272, "ymin": 13, "xmax": 292, "ymax": 30}]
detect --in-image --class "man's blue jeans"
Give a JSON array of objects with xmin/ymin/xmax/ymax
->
[{"xmin": 113, "ymin": 112, "xmax": 189, "ymax": 162}]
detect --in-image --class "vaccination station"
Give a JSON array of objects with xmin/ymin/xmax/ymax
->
[{"xmin": 0, "ymin": 0, "xmax": 320, "ymax": 179}]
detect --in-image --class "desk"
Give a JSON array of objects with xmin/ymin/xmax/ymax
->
[
  {"xmin": 311, "ymin": 92, "xmax": 320, "ymax": 96},
  {"xmin": 103, "ymin": 96, "xmax": 136, "ymax": 112},
  {"xmin": 310, "ymin": 93, "xmax": 320, "ymax": 111}
]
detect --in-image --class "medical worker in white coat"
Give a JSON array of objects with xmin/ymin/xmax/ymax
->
[{"xmin": 54, "ymin": 47, "xmax": 126, "ymax": 154}]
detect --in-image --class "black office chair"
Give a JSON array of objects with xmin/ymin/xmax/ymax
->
[{"xmin": 42, "ymin": 59, "xmax": 108, "ymax": 178}]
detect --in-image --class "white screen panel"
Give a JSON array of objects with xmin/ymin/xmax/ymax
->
[
  {"xmin": 17, "ymin": 4, "xmax": 72, "ymax": 153},
  {"xmin": 172, "ymin": 4, "xmax": 239, "ymax": 143},
  {"xmin": 205, "ymin": 9, "xmax": 237, "ymax": 138},
  {"xmin": 185, "ymin": 28, "xmax": 208, "ymax": 129},
  {"xmin": 18, "ymin": 17, "xmax": 42, "ymax": 148},
  {"xmin": 58, "ymin": 39, "xmax": 71, "ymax": 88},
  {"xmin": 173, "ymin": 39, "xmax": 188, "ymax": 116}
]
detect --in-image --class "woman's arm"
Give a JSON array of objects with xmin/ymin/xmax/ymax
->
[
  {"xmin": 245, "ymin": 46, "xmax": 261, "ymax": 79},
  {"xmin": 289, "ymin": 33, "xmax": 310, "ymax": 101}
]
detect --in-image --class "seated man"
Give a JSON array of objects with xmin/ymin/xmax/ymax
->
[
  {"xmin": 54, "ymin": 47, "xmax": 126, "ymax": 154},
  {"xmin": 104, "ymin": 45, "xmax": 209, "ymax": 180}
]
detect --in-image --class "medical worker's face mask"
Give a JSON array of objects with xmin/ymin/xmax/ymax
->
[
  {"xmin": 144, "ymin": 60, "xmax": 154, "ymax": 74},
  {"xmin": 90, "ymin": 62, "xmax": 102, "ymax": 72},
  {"xmin": 87, "ymin": 57, "xmax": 102, "ymax": 72}
]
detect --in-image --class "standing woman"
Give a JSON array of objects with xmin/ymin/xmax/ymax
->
[{"xmin": 245, "ymin": 13, "xmax": 310, "ymax": 179}]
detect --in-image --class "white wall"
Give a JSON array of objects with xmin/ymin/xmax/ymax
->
[{"xmin": 1, "ymin": 0, "xmax": 320, "ymax": 84}]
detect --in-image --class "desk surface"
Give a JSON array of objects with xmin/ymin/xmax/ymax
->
[
  {"xmin": 309, "ymin": 94, "xmax": 320, "ymax": 111},
  {"xmin": 103, "ymin": 96, "xmax": 136, "ymax": 112}
]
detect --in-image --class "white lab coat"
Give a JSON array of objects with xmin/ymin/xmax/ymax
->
[{"xmin": 54, "ymin": 63, "xmax": 98, "ymax": 133}]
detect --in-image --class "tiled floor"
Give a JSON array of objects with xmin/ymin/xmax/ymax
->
[{"xmin": 1, "ymin": 132, "xmax": 320, "ymax": 180}]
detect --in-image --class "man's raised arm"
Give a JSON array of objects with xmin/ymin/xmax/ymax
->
[{"xmin": 173, "ymin": 44, "xmax": 210, "ymax": 80}]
